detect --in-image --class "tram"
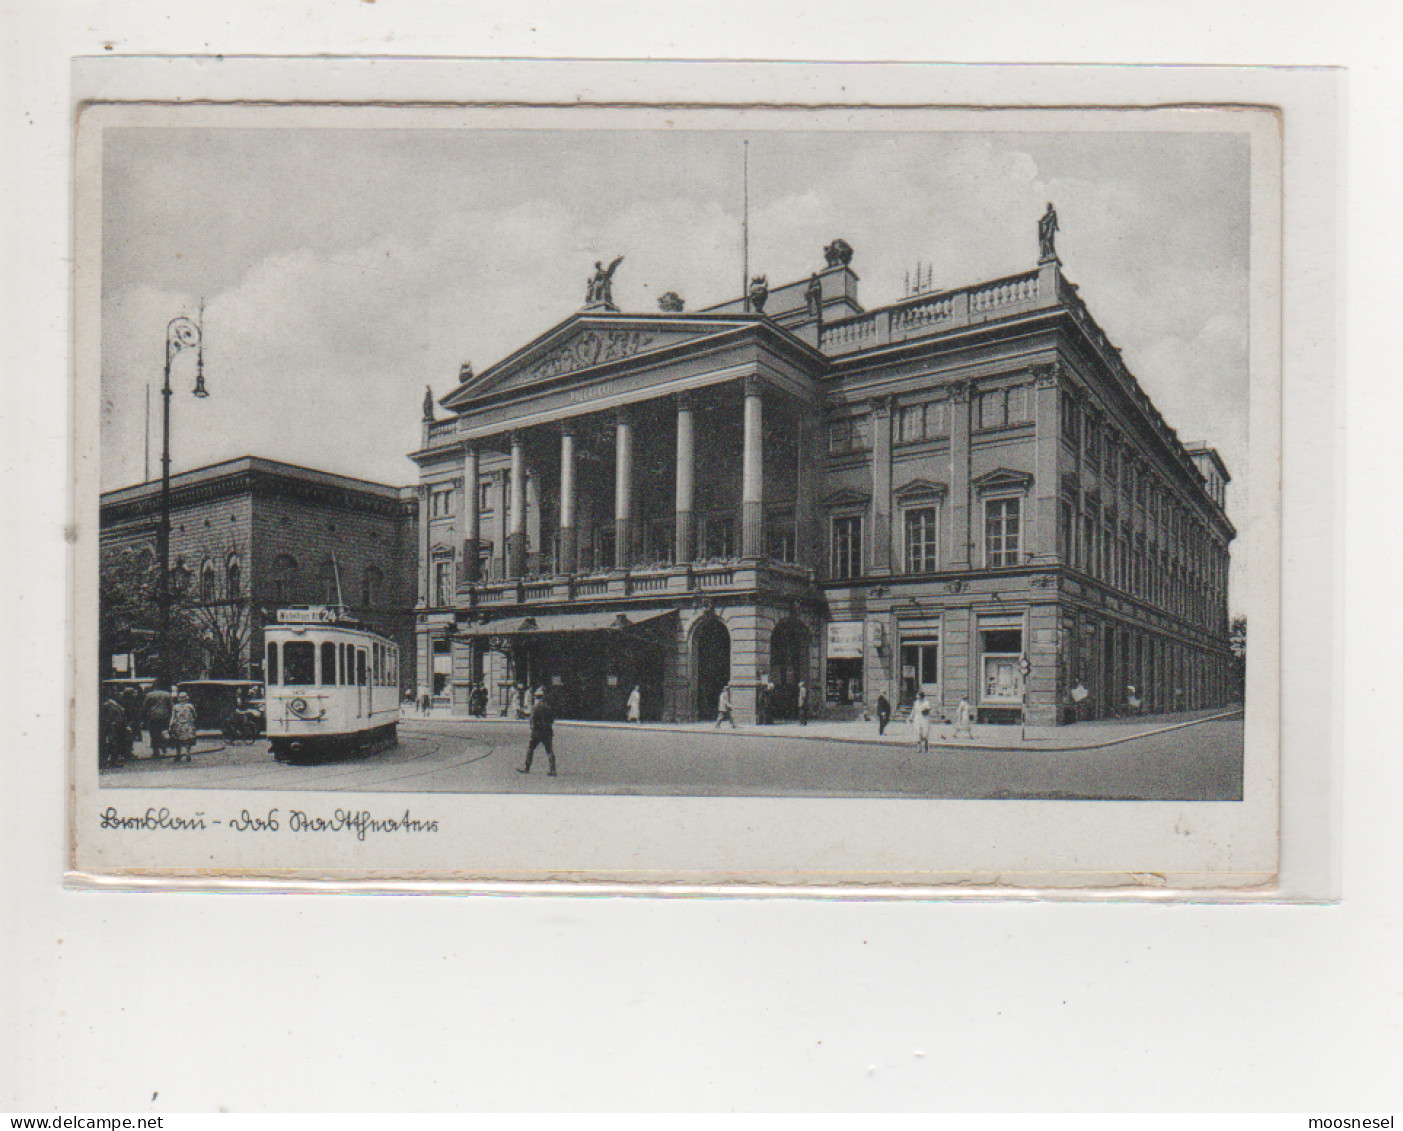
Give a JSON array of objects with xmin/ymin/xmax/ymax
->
[{"xmin": 263, "ymin": 607, "xmax": 400, "ymax": 763}]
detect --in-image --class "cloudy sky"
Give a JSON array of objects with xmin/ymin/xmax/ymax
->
[{"xmin": 100, "ymin": 115, "xmax": 1251, "ymax": 592}]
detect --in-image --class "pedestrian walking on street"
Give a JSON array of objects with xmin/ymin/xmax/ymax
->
[
  {"xmin": 418, "ymin": 691, "xmax": 431, "ymax": 716},
  {"xmin": 755, "ymin": 680, "xmax": 769, "ymax": 725},
  {"xmin": 910, "ymin": 689, "xmax": 932, "ymax": 754},
  {"xmin": 626, "ymin": 684, "xmax": 642, "ymax": 723},
  {"xmin": 797, "ymin": 681, "xmax": 809, "ymax": 725},
  {"xmin": 100, "ymin": 694, "xmax": 128, "ymax": 769},
  {"xmin": 142, "ymin": 685, "xmax": 174, "ymax": 759},
  {"xmin": 714, "ymin": 684, "xmax": 736, "ymax": 729},
  {"xmin": 517, "ymin": 687, "xmax": 556, "ymax": 776},
  {"xmin": 168, "ymin": 691, "xmax": 198, "ymax": 763},
  {"xmin": 875, "ymin": 691, "xmax": 891, "ymax": 735},
  {"xmin": 1126, "ymin": 685, "xmax": 1142, "ymax": 715},
  {"xmin": 947, "ymin": 697, "xmax": 974, "ymax": 741}
]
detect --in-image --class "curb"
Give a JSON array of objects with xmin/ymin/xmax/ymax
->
[{"xmin": 408, "ymin": 708, "xmax": 1243, "ymax": 754}]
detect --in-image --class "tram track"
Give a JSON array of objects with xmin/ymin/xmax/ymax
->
[{"xmin": 106, "ymin": 723, "xmax": 503, "ymax": 792}]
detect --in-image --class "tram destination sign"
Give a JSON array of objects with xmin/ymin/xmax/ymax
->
[{"xmin": 276, "ymin": 606, "xmax": 350, "ymax": 625}]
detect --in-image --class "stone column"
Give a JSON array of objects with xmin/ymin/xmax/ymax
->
[
  {"xmin": 948, "ymin": 380, "xmax": 972, "ymax": 568},
  {"xmin": 614, "ymin": 407, "xmax": 633, "ymax": 570},
  {"xmin": 462, "ymin": 444, "xmax": 480, "ymax": 583},
  {"xmin": 507, "ymin": 432, "xmax": 526, "ymax": 579},
  {"xmin": 870, "ymin": 394, "xmax": 893, "ymax": 574},
  {"xmin": 558, "ymin": 421, "xmax": 577, "ymax": 575},
  {"xmin": 741, "ymin": 375, "xmax": 764, "ymax": 559},
  {"xmin": 1032, "ymin": 362, "xmax": 1061, "ymax": 563},
  {"xmin": 795, "ymin": 407, "xmax": 816, "ymax": 568},
  {"xmin": 674, "ymin": 392, "xmax": 696, "ymax": 564},
  {"xmin": 416, "ymin": 484, "xmax": 431, "ymax": 604}
]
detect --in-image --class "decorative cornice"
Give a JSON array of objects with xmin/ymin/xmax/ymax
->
[{"xmin": 819, "ymin": 487, "xmax": 871, "ymax": 508}]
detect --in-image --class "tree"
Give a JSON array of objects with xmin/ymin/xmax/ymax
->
[{"xmin": 100, "ymin": 545, "xmax": 251, "ymax": 683}]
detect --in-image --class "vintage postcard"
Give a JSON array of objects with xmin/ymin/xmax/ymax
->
[{"xmin": 70, "ymin": 88, "xmax": 1282, "ymax": 891}]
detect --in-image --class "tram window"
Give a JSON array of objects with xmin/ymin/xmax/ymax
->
[
  {"xmin": 321, "ymin": 641, "xmax": 337, "ymax": 686},
  {"xmin": 374, "ymin": 643, "xmax": 383, "ymax": 685},
  {"xmin": 283, "ymin": 642, "xmax": 315, "ymax": 686},
  {"xmin": 357, "ymin": 649, "xmax": 368, "ymax": 686},
  {"xmin": 342, "ymin": 643, "xmax": 352, "ymax": 685},
  {"xmin": 266, "ymin": 642, "xmax": 279, "ymax": 686}
]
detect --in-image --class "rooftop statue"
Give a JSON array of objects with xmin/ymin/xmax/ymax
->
[
  {"xmin": 823, "ymin": 238, "xmax": 854, "ymax": 268},
  {"xmin": 804, "ymin": 273, "xmax": 823, "ymax": 319},
  {"xmin": 586, "ymin": 255, "xmax": 625, "ymax": 307},
  {"xmin": 657, "ymin": 291, "xmax": 685, "ymax": 313},
  {"xmin": 748, "ymin": 274, "xmax": 769, "ymax": 313},
  {"xmin": 422, "ymin": 385, "xmax": 435, "ymax": 422},
  {"xmin": 1038, "ymin": 202, "xmax": 1060, "ymax": 262}
]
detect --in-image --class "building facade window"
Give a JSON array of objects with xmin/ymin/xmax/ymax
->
[
  {"xmin": 429, "ymin": 485, "xmax": 455, "ymax": 518},
  {"xmin": 361, "ymin": 566, "xmax": 383, "ymax": 608},
  {"xmin": 827, "ymin": 415, "xmax": 870, "ymax": 455},
  {"xmin": 432, "ymin": 557, "xmax": 452, "ymax": 606},
  {"xmin": 765, "ymin": 512, "xmax": 796, "ymax": 563},
  {"xmin": 902, "ymin": 505, "xmax": 939, "ymax": 573},
  {"xmin": 984, "ymin": 497, "xmax": 1021, "ymax": 567},
  {"xmin": 976, "ymin": 385, "xmax": 1031, "ymax": 430},
  {"xmin": 897, "ymin": 399, "xmax": 949, "ymax": 443},
  {"xmin": 701, "ymin": 514, "xmax": 734, "ymax": 560},
  {"xmin": 225, "ymin": 554, "xmax": 241, "ymax": 597},
  {"xmin": 978, "ymin": 618, "xmax": 1025, "ymax": 705},
  {"xmin": 200, "ymin": 559, "xmax": 216, "ymax": 602},
  {"xmin": 271, "ymin": 554, "xmax": 297, "ymax": 603},
  {"xmin": 831, "ymin": 514, "xmax": 863, "ymax": 579},
  {"xmin": 318, "ymin": 560, "xmax": 340, "ymax": 604}
]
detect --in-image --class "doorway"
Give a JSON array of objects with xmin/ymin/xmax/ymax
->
[{"xmin": 693, "ymin": 616, "xmax": 731, "ymax": 721}]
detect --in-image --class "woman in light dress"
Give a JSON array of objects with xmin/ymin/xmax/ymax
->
[
  {"xmin": 910, "ymin": 689, "xmax": 932, "ymax": 754},
  {"xmin": 168, "ymin": 691, "xmax": 198, "ymax": 763},
  {"xmin": 626, "ymin": 685, "xmax": 642, "ymax": 723}
]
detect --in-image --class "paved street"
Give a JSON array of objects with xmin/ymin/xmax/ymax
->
[{"xmin": 101, "ymin": 708, "xmax": 1244, "ymax": 800}]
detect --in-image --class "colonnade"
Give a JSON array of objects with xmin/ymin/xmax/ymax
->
[{"xmin": 459, "ymin": 375, "xmax": 769, "ymax": 583}]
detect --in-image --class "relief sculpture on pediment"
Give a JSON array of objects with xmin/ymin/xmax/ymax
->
[{"xmin": 529, "ymin": 329, "xmax": 658, "ymax": 382}]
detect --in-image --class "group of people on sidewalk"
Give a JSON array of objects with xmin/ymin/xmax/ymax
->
[
  {"xmin": 99, "ymin": 684, "xmax": 199, "ymax": 769},
  {"xmin": 713, "ymin": 680, "xmax": 811, "ymax": 729},
  {"xmin": 876, "ymin": 690, "xmax": 974, "ymax": 753}
]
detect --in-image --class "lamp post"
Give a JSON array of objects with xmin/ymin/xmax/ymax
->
[{"xmin": 156, "ymin": 306, "xmax": 207, "ymax": 690}]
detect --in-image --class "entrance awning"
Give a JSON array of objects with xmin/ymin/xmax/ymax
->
[{"xmin": 459, "ymin": 608, "xmax": 676, "ymax": 637}]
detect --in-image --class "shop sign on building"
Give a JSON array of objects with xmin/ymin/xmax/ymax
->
[{"xmin": 826, "ymin": 621, "xmax": 865, "ymax": 659}]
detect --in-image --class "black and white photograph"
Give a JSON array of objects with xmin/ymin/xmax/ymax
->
[{"xmin": 73, "ymin": 99, "xmax": 1280, "ymax": 888}]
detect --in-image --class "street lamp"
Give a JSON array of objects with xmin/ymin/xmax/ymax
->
[{"xmin": 156, "ymin": 303, "xmax": 206, "ymax": 690}]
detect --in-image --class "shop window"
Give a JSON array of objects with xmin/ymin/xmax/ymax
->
[
  {"xmin": 831, "ymin": 514, "xmax": 863, "ymax": 580},
  {"xmin": 902, "ymin": 506, "xmax": 939, "ymax": 573},
  {"xmin": 979, "ymin": 625, "xmax": 1024, "ymax": 703},
  {"xmin": 432, "ymin": 638, "xmax": 451, "ymax": 697},
  {"xmin": 825, "ymin": 658, "xmax": 864, "ymax": 705},
  {"xmin": 984, "ymin": 497, "xmax": 1021, "ymax": 567}
]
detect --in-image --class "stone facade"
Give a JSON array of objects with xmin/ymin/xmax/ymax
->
[
  {"xmin": 100, "ymin": 457, "xmax": 418, "ymax": 688},
  {"xmin": 411, "ymin": 244, "xmax": 1236, "ymax": 726}
]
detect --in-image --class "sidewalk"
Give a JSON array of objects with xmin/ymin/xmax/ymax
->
[{"xmin": 411, "ymin": 704, "xmax": 1243, "ymax": 752}]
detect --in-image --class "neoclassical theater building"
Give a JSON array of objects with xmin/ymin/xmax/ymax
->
[{"xmin": 410, "ymin": 221, "xmax": 1236, "ymax": 725}]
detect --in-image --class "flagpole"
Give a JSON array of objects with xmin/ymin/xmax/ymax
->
[{"xmin": 741, "ymin": 139, "xmax": 750, "ymax": 313}]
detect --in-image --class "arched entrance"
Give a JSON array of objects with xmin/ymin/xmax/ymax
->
[
  {"xmin": 767, "ymin": 618, "xmax": 810, "ymax": 721},
  {"xmin": 693, "ymin": 615, "xmax": 731, "ymax": 721}
]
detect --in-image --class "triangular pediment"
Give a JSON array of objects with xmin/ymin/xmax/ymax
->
[
  {"xmin": 442, "ymin": 313, "xmax": 757, "ymax": 409},
  {"xmin": 893, "ymin": 478, "xmax": 948, "ymax": 500},
  {"xmin": 972, "ymin": 468, "xmax": 1034, "ymax": 492},
  {"xmin": 820, "ymin": 487, "xmax": 871, "ymax": 508}
]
